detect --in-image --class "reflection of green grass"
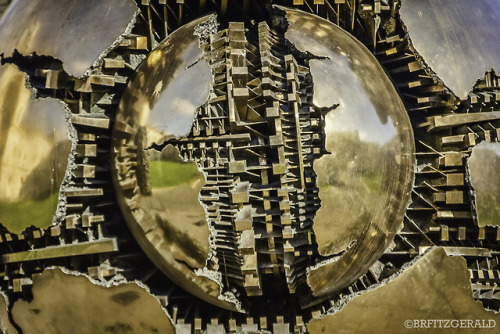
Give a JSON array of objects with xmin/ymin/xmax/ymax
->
[
  {"xmin": 477, "ymin": 194, "xmax": 500, "ymax": 227},
  {"xmin": 0, "ymin": 193, "xmax": 58, "ymax": 233},
  {"xmin": 149, "ymin": 160, "xmax": 201, "ymax": 188},
  {"xmin": 361, "ymin": 173, "xmax": 382, "ymax": 193}
]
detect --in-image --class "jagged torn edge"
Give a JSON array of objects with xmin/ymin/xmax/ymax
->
[
  {"xmin": 0, "ymin": 5, "xmax": 141, "ymax": 236},
  {"xmin": 273, "ymin": 5, "xmax": 418, "ymax": 301},
  {"xmin": 13, "ymin": 266, "xmax": 176, "ymax": 328},
  {"xmin": 146, "ymin": 14, "xmax": 243, "ymax": 312},
  {"xmin": 309, "ymin": 246, "xmax": 500, "ymax": 324},
  {"xmin": 273, "ymin": 5, "xmax": 358, "ymax": 271}
]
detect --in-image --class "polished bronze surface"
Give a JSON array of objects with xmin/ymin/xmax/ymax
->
[
  {"xmin": 12, "ymin": 268, "xmax": 175, "ymax": 334},
  {"xmin": 112, "ymin": 15, "xmax": 233, "ymax": 310},
  {"xmin": 0, "ymin": 0, "xmax": 137, "ymax": 77},
  {"xmin": 281, "ymin": 7, "xmax": 415, "ymax": 298},
  {"xmin": 1, "ymin": 239, "xmax": 118, "ymax": 264},
  {"xmin": 0, "ymin": 64, "xmax": 71, "ymax": 234},
  {"xmin": 0, "ymin": 292, "xmax": 17, "ymax": 334},
  {"xmin": 1, "ymin": 0, "xmax": 500, "ymax": 331},
  {"xmin": 400, "ymin": 0, "xmax": 500, "ymax": 99},
  {"xmin": 143, "ymin": 144, "xmax": 209, "ymax": 269},
  {"xmin": 114, "ymin": 7, "xmax": 416, "ymax": 310},
  {"xmin": 114, "ymin": 15, "xmax": 212, "ymax": 146},
  {"xmin": 307, "ymin": 248, "xmax": 500, "ymax": 334},
  {"xmin": 469, "ymin": 142, "xmax": 500, "ymax": 227}
]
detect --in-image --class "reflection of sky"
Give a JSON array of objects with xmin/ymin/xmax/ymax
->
[
  {"xmin": 311, "ymin": 57, "xmax": 396, "ymax": 146},
  {"xmin": 286, "ymin": 28, "xmax": 334, "ymax": 58},
  {"xmin": 0, "ymin": 65, "xmax": 68, "ymax": 142},
  {"xmin": 473, "ymin": 141, "xmax": 500, "ymax": 156},
  {"xmin": 0, "ymin": 0, "xmax": 137, "ymax": 77},
  {"xmin": 147, "ymin": 43, "xmax": 212, "ymax": 137},
  {"xmin": 400, "ymin": 0, "xmax": 500, "ymax": 98}
]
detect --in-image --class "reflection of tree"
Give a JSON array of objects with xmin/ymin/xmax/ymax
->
[
  {"xmin": 138, "ymin": 142, "xmax": 209, "ymax": 269},
  {"xmin": 315, "ymin": 131, "xmax": 398, "ymax": 193},
  {"xmin": 137, "ymin": 126, "xmax": 152, "ymax": 195},
  {"xmin": 313, "ymin": 131, "xmax": 400, "ymax": 255}
]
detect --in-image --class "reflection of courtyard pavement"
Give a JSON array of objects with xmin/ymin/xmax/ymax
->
[
  {"xmin": 139, "ymin": 178, "xmax": 210, "ymax": 269},
  {"xmin": 314, "ymin": 184, "xmax": 377, "ymax": 256}
]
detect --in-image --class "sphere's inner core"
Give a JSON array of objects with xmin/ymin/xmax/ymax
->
[{"xmin": 112, "ymin": 10, "xmax": 415, "ymax": 311}]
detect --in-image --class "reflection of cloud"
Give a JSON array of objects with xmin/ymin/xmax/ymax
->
[
  {"xmin": 147, "ymin": 52, "xmax": 211, "ymax": 138},
  {"xmin": 311, "ymin": 56, "xmax": 397, "ymax": 146},
  {"xmin": 313, "ymin": 56, "xmax": 397, "ymax": 146},
  {"xmin": 172, "ymin": 97, "xmax": 198, "ymax": 116},
  {"xmin": 473, "ymin": 141, "xmax": 500, "ymax": 156}
]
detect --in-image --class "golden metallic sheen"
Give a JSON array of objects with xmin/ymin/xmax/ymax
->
[
  {"xmin": 0, "ymin": 0, "xmax": 137, "ymax": 77},
  {"xmin": 0, "ymin": 292, "xmax": 17, "ymax": 334},
  {"xmin": 0, "ymin": 64, "xmax": 71, "ymax": 234},
  {"xmin": 111, "ymin": 15, "xmax": 234, "ymax": 310},
  {"xmin": 12, "ymin": 268, "xmax": 175, "ymax": 334},
  {"xmin": 400, "ymin": 0, "xmax": 500, "ymax": 99},
  {"xmin": 307, "ymin": 248, "xmax": 500, "ymax": 334},
  {"xmin": 280, "ymin": 7, "xmax": 415, "ymax": 297}
]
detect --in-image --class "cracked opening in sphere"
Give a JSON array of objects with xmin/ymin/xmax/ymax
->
[{"xmin": 111, "ymin": 8, "xmax": 415, "ymax": 312}]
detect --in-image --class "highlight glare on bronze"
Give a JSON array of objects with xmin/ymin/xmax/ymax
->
[{"xmin": 0, "ymin": 64, "xmax": 71, "ymax": 234}]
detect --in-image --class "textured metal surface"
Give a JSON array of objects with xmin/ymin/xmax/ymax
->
[
  {"xmin": 0, "ymin": 64, "xmax": 71, "ymax": 234},
  {"xmin": 114, "ymin": 16, "xmax": 212, "ymax": 144},
  {"xmin": 112, "ymin": 9, "xmax": 342, "ymax": 308},
  {"xmin": 307, "ymin": 248, "xmax": 500, "ymax": 333},
  {"xmin": 0, "ymin": 0, "xmax": 137, "ymax": 77},
  {"xmin": 400, "ymin": 0, "xmax": 500, "ymax": 99},
  {"xmin": 1, "ymin": 0, "xmax": 500, "ymax": 332},
  {"xmin": 11, "ymin": 268, "xmax": 175, "ymax": 334},
  {"xmin": 281, "ymin": 7, "xmax": 415, "ymax": 298},
  {"xmin": 1, "ymin": 239, "xmax": 118, "ymax": 264},
  {"xmin": 112, "ymin": 6, "xmax": 417, "ymax": 317},
  {"xmin": 469, "ymin": 142, "xmax": 500, "ymax": 227},
  {"xmin": 112, "ymin": 15, "xmax": 233, "ymax": 311}
]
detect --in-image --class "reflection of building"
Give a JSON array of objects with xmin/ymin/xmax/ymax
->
[
  {"xmin": 0, "ymin": 120, "xmax": 52, "ymax": 201},
  {"xmin": 0, "ymin": 67, "xmax": 52, "ymax": 201},
  {"xmin": 0, "ymin": 65, "xmax": 71, "ymax": 202}
]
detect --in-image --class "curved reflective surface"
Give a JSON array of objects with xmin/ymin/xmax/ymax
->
[
  {"xmin": 400, "ymin": 0, "xmax": 500, "ymax": 99},
  {"xmin": 116, "ymin": 17, "xmax": 212, "ymax": 146},
  {"xmin": 145, "ymin": 144, "xmax": 209, "ymax": 269},
  {"xmin": 114, "ymin": 8, "xmax": 415, "ymax": 308},
  {"xmin": 0, "ymin": 0, "xmax": 137, "ymax": 77},
  {"xmin": 0, "ymin": 64, "xmax": 71, "ymax": 234},
  {"xmin": 281, "ymin": 7, "xmax": 415, "ymax": 297},
  {"xmin": 111, "ymin": 15, "xmax": 237, "ymax": 311},
  {"xmin": 307, "ymin": 248, "xmax": 500, "ymax": 333},
  {"xmin": 12, "ymin": 268, "xmax": 175, "ymax": 334},
  {"xmin": 469, "ymin": 142, "xmax": 500, "ymax": 227}
]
